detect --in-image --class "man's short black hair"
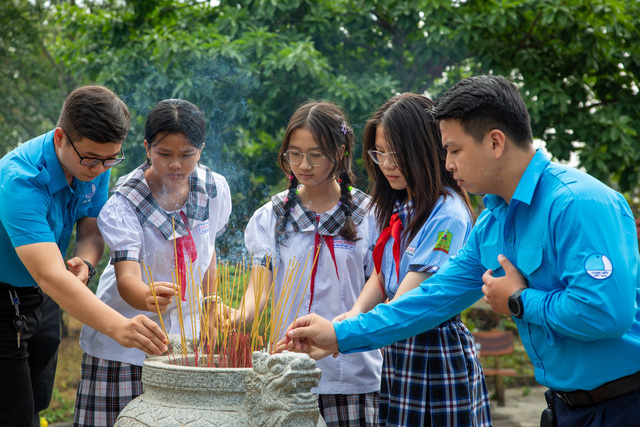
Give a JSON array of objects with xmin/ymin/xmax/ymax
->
[
  {"xmin": 432, "ymin": 75, "xmax": 533, "ymax": 148},
  {"xmin": 57, "ymin": 86, "xmax": 129, "ymax": 144}
]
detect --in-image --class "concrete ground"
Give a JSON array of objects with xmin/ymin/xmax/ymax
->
[{"xmin": 491, "ymin": 385, "xmax": 547, "ymax": 427}]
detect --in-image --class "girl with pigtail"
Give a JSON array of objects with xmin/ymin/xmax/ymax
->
[
  {"xmin": 226, "ymin": 101, "xmax": 382, "ymax": 426},
  {"xmin": 334, "ymin": 93, "xmax": 491, "ymax": 426},
  {"xmin": 75, "ymin": 99, "xmax": 232, "ymax": 426}
]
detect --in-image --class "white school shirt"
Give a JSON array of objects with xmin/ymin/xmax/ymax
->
[
  {"xmin": 79, "ymin": 164, "xmax": 232, "ymax": 366},
  {"xmin": 245, "ymin": 188, "xmax": 382, "ymax": 394}
]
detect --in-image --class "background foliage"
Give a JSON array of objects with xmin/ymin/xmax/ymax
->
[
  {"xmin": 2, "ymin": 1, "xmax": 638, "ymax": 421},
  {"xmin": 2, "ymin": 0, "xmax": 639, "ymax": 259}
]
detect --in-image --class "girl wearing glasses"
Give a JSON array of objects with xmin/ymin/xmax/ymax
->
[
  {"xmin": 75, "ymin": 99, "xmax": 231, "ymax": 426},
  {"xmin": 335, "ymin": 93, "xmax": 491, "ymax": 426},
  {"xmin": 225, "ymin": 101, "xmax": 382, "ymax": 426}
]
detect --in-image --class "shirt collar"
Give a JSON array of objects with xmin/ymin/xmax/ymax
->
[
  {"xmin": 42, "ymin": 130, "xmax": 70, "ymax": 195},
  {"xmin": 392, "ymin": 198, "xmax": 413, "ymax": 226},
  {"xmin": 484, "ymin": 149, "xmax": 550, "ymax": 213},
  {"xmin": 272, "ymin": 187, "xmax": 369, "ymax": 236},
  {"xmin": 114, "ymin": 163, "xmax": 217, "ymax": 240}
]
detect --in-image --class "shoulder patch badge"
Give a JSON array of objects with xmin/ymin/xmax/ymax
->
[
  {"xmin": 584, "ymin": 253, "xmax": 613, "ymax": 280},
  {"xmin": 433, "ymin": 229, "xmax": 453, "ymax": 254}
]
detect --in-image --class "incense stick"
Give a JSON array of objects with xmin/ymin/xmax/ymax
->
[
  {"xmin": 146, "ymin": 253, "xmax": 305, "ymax": 367},
  {"xmin": 143, "ymin": 262, "xmax": 175, "ymax": 363}
]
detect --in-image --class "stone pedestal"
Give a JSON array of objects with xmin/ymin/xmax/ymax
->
[{"xmin": 115, "ymin": 351, "xmax": 326, "ymax": 426}]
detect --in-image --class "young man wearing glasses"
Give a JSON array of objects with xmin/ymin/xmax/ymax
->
[{"xmin": 0, "ymin": 86, "xmax": 168, "ymax": 426}]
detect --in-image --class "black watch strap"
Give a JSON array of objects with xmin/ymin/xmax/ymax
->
[
  {"xmin": 83, "ymin": 260, "xmax": 96, "ymax": 284},
  {"xmin": 508, "ymin": 288, "xmax": 526, "ymax": 319}
]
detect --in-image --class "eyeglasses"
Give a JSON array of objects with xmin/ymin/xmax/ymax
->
[
  {"xmin": 65, "ymin": 131, "xmax": 125, "ymax": 167},
  {"xmin": 367, "ymin": 150, "xmax": 398, "ymax": 167},
  {"xmin": 283, "ymin": 150, "xmax": 326, "ymax": 167}
]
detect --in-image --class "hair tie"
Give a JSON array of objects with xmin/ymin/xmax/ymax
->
[
  {"xmin": 344, "ymin": 150, "xmax": 349, "ymax": 156},
  {"xmin": 284, "ymin": 197, "xmax": 289, "ymax": 202},
  {"xmin": 341, "ymin": 123, "xmax": 347, "ymax": 135},
  {"xmin": 348, "ymin": 186, "xmax": 353, "ymax": 191},
  {"xmin": 295, "ymin": 189, "xmax": 299, "ymax": 194},
  {"xmin": 337, "ymin": 201, "xmax": 342, "ymax": 206},
  {"xmin": 289, "ymin": 175, "xmax": 294, "ymax": 180}
]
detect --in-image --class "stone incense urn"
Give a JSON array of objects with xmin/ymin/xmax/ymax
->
[{"xmin": 115, "ymin": 350, "xmax": 327, "ymax": 426}]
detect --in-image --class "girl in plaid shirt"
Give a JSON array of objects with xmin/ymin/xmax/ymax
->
[
  {"xmin": 226, "ymin": 101, "xmax": 382, "ymax": 426},
  {"xmin": 335, "ymin": 93, "xmax": 492, "ymax": 426},
  {"xmin": 75, "ymin": 99, "xmax": 231, "ymax": 426}
]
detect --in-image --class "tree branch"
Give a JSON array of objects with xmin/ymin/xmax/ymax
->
[{"xmin": 516, "ymin": 10, "xmax": 543, "ymax": 51}]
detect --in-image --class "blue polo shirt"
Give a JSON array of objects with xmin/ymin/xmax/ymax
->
[
  {"xmin": 335, "ymin": 150, "xmax": 640, "ymax": 391},
  {"xmin": 0, "ymin": 130, "xmax": 110, "ymax": 287}
]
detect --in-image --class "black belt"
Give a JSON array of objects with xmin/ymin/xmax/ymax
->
[
  {"xmin": 0, "ymin": 282, "xmax": 37, "ymax": 290},
  {"xmin": 555, "ymin": 370, "xmax": 640, "ymax": 409}
]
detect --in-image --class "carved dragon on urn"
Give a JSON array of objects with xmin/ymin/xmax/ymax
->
[{"xmin": 246, "ymin": 351, "xmax": 326, "ymax": 427}]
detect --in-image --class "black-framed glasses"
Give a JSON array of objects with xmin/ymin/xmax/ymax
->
[
  {"xmin": 283, "ymin": 150, "xmax": 326, "ymax": 167},
  {"xmin": 367, "ymin": 150, "xmax": 398, "ymax": 167},
  {"xmin": 65, "ymin": 131, "xmax": 125, "ymax": 167}
]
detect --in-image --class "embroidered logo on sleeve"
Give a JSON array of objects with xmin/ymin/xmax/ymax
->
[
  {"xmin": 433, "ymin": 229, "xmax": 453, "ymax": 254},
  {"xmin": 584, "ymin": 253, "xmax": 613, "ymax": 279}
]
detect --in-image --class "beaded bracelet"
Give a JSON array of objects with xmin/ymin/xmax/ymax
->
[{"xmin": 202, "ymin": 294, "xmax": 222, "ymax": 305}]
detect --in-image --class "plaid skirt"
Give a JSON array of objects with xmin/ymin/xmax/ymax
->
[
  {"xmin": 380, "ymin": 318, "xmax": 491, "ymax": 426},
  {"xmin": 74, "ymin": 353, "xmax": 143, "ymax": 427},
  {"xmin": 319, "ymin": 391, "xmax": 380, "ymax": 426}
]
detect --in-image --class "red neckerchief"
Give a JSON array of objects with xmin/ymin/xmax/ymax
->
[
  {"xmin": 372, "ymin": 213, "xmax": 404, "ymax": 296},
  {"xmin": 176, "ymin": 211, "xmax": 198, "ymax": 301},
  {"xmin": 308, "ymin": 216, "xmax": 339, "ymax": 312}
]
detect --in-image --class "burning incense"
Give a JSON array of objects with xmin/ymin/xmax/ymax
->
[{"xmin": 144, "ymin": 240, "xmax": 320, "ymax": 368}]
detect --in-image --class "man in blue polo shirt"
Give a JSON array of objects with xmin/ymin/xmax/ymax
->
[
  {"xmin": 281, "ymin": 76, "xmax": 640, "ymax": 426},
  {"xmin": 0, "ymin": 86, "xmax": 168, "ymax": 426}
]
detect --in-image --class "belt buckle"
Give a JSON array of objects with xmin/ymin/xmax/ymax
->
[
  {"xmin": 556, "ymin": 391, "xmax": 581, "ymax": 409},
  {"xmin": 555, "ymin": 391, "xmax": 572, "ymax": 408},
  {"xmin": 556, "ymin": 390, "xmax": 593, "ymax": 409}
]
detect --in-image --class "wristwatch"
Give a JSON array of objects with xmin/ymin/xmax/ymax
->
[
  {"xmin": 508, "ymin": 288, "xmax": 526, "ymax": 319},
  {"xmin": 83, "ymin": 260, "xmax": 96, "ymax": 284}
]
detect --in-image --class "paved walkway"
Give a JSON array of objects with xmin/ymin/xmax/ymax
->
[{"xmin": 491, "ymin": 385, "xmax": 547, "ymax": 427}]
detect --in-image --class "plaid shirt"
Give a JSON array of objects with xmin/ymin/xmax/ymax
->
[
  {"xmin": 113, "ymin": 163, "xmax": 217, "ymax": 240},
  {"xmin": 272, "ymin": 187, "xmax": 369, "ymax": 236}
]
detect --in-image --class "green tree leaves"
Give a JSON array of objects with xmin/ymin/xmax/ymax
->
[{"xmin": 1, "ymin": 0, "xmax": 639, "ymax": 232}]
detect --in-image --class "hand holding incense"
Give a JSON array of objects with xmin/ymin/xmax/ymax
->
[{"xmin": 144, "ymin": 281, "xmax": 176, "ymax": 313}]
